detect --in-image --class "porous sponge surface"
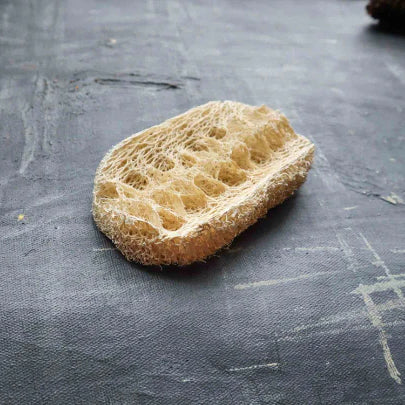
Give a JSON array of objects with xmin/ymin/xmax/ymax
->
[{"xmin": 93, "ymin": 101, "xmax": 314, "ymax": 265}]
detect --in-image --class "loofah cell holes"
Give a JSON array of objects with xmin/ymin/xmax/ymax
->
[
  {"xmin": 96, "ymin": 181, "xmax": 119, "ymax": 200},
  {"xmin": 171, "ymin": 180, "xmax": 208, "ymax": 213},
  {"xmin": 157, "ymin": 208, "xmax": 185, "ymax": 231},
  {"xmin": 186, "ymin": 140, "xmax": 209, "ymax": 152},
  {"xmin": 231, "ymin": 143, "xmax": 252, "ymax": 170},
  {"xmin": 208, "ymin": 126, "xmax": 227, "ymax": 139},
  {"xmin": 120, "ymin": 200, "xmax": 161, "ymax": 227},
  {"xmin": 122, "ymin": 170, "xmax": 149, "ymax": 190},
  {"xmin": 217, "ymin": 161, "xmax": 247, "ymax": 187},
  {"xmin": 152, "ymin": 154, "xmax": 175, "ymax": 172},
  {"xmin": 194, "ymin": 174, "xmax": 226, "ymax": 197},
  {"xmin": 179, "ymin": 152, "xmax": 197, "ymax": 168}
]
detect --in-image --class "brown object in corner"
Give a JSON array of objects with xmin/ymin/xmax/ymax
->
[{"xmin": 366, "ymin": 0, "xmax": 405, "ymax": 26}]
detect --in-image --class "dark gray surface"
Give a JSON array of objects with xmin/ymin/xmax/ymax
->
[{"xmin": 1, "ymin": 0, "xmax": 405, "ymax": 404}]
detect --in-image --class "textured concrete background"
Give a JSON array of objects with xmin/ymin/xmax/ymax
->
[{"xmin": 1, "ymin": 0, "xmax": 404, "ymax": 403}]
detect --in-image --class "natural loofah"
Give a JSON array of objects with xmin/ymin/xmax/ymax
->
[{"xmin": 92, "ymin": 101, "xmax": 315, "ymax": 265}]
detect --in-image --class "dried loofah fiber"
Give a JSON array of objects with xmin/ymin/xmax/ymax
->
[{"xmin": 92, "ymin": 101, "xmax": 315, "ymax": 266}]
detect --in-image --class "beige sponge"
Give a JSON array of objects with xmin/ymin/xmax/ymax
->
[{"xmin": 92, "ymin": 101, "xmax": 314, "ymax": 265}]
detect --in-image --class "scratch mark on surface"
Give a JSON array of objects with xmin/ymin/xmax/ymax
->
[
  {"xmin": 291, "ymin": 295, "xmax": 405, "ymax": 336},
  {"xmin": 93, "ymin": 247, "xmax": 118, "ymax": 252},
  {"xmin": 292, "ymin": 309, "xmax": 367, "ymax": 333},
  {"xmin": 227, "ymin": 363, "xmax": 279, "ymax": 372},
  {"xmin": 390, "ymin": 249, "xmax": 405, "ymax": 254},
  {"xmin": 94, "ymin": 78, "xmax": 181, "ymax": 89},
  {"xmin": 386, "ymin": 62, "xmax": 405, "ymax": 86},
  {"xmin": 292, "ymin": 290, "xmax": 405, "ymax": 335},
  {"xmin": 0, "ymin": 78, "xmax": 12, "ymax": 102},
  {"xmin": 278, "ymin": 320, "xmax": 405, "ymax": 343},
  {"xmin": 182, "ymin": 75, "xmax": 200, "ymax": 81},
  {"xmin": 343, "ymin": 206, "xmax": 358, "ymax": 211},
  {"xmin": 324, "ymin": 38, "xmax": 338, "ymax": 44},
  {"xmin": 337, "ymin": 233, "xmax": 357, "ymax": 273},
  {"xmin": 358, "ymin": 232, "xmax": 405, "ymax": 309},
  {"xmin": 339, "ymin": 231, "xmax": 404, "ymax": 384},
  {"xmin": 360, "ymin": 291, "xmax": 402, "ymax": 384},
  {"xmin": 312, "ymin": 147, "xmax": 346, "ymax": 192},
  {"xmin": 0, "ymin": 36, "xmax": 25, "ymax": 45},
  {"xmin": 24, "ymin": 248, "xmax": 36, "ymax": 257},
  {"xmin": 376, "ymin": 273, "xmax": 405, "ymax": 280},
  {"xmin": 234, "ymin": 271, "xmax": 339, "ymax": 290},
  {"xmin": 26, "ymin": 187, "xmax": 91, "ymax": 209},
  {"xmin": 353, "ymin": 279, "xmax": 405, "ymax": 296},
  {"xmin": 105, "ymin": 38, "xmax": 117, "ymax": 47},
  {"xmin": 19, "ymin": 102, "xmax": 38, "ymax": 174},
  {"xmin": 359, "ymin": 233, "xmax": 392, "ymax": 278},
  {"xmin": 41, "ymin": 79, "xmax": 60, "ymax": 154},
  {"xmin": 19, "ymin": 75, "xmax": 54, "ymax": 174},
  {"xmin": 376, "ymin": 298, "xmax": 405, "ymax": 312},
  {"xmin": 381, "ymin": 193, "xmax": 404, "ymax": 205},
  {"xmin": 1, "ymin": 2, "xmax": 11, "ymax": 34},
  {"xmin": 294, "ymin": 247, "xmax": 340, "ymax": 252}
]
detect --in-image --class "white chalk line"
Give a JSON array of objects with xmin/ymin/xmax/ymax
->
[
  {"xmin": 227, "ymin": 363, "xmax": 279, "ymax": 372},
  {"xmin": 361, "ymin": 291, "xmax": 402, "ymax": 384},
  {"xmin": 337, "ymin": 233, "xmax": 357, "ymax": 273},
  {"xmin": 359, "ymin": 233, "xmax": 391, "ymax": 277},
  {"xmin": 283, "ymin": 246, "xmax": 340, "ymax": 252},
  {"xmin": 278, "ymin": 319, "xmax": 405, "ymax": 344},
  {"xmin": 359, "ymin": 232, "xmax": 404, "ymax": 300},
  {"xmin": 295, "ymin": 247, "xmax": 339, "ymax": 252},
  {"xmin": 380, "ymin": 192, "xmax": 404, "ymax": 205},
  {"xmin": 291, "ymin": 295, "xmax": 405, "ymax": 336},
  {"xmin": 353, "ymin": 279, "xmax": 405, "ymax": 296},
  {"xmin": 386, "ymin": 62, "xmax": 405, "ymax": 86},
  {"xmin": 376, "ymin": 273, "xmax": 405, "ymax": 281},
  {"xmin": 292, "ymin": 309, "xmax": 366, "ymax": 334},
  {"xmin": 377, "ymin": 299, "xmax": 405, "ymax": 312},
  {"xmin": 234, "ymin": 271, "xmax": 339, "ymax": 290},
  {"xmin": 349, "ymin": 232, "xmax": 404, "ymax": 384}
]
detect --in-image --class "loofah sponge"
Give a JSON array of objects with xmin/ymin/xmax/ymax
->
[{"xmin": 92, "ymin": 101, "xmax": 315, "ymax": 265}]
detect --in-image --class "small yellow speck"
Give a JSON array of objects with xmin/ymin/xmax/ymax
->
[
  {"xmin": 75, "ymin": 85, "xmax": 79, "ymax": 90},
  {"xmin": 18, "ymin": 214, "xmax": 24, "ymax": 221}
]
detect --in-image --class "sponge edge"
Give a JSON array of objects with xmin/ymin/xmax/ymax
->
[{"xmin": 92, "ymin": 101, "xmax": 315, "ymax": 266}]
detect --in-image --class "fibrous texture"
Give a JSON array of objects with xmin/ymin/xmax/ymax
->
[
  {"xmin": 93, "ymin": 101, "xmax": 315, "ymax": 265},
  {"xmin": 366, "ymin": 0, "xmax": 405, "ymax": 25}
]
